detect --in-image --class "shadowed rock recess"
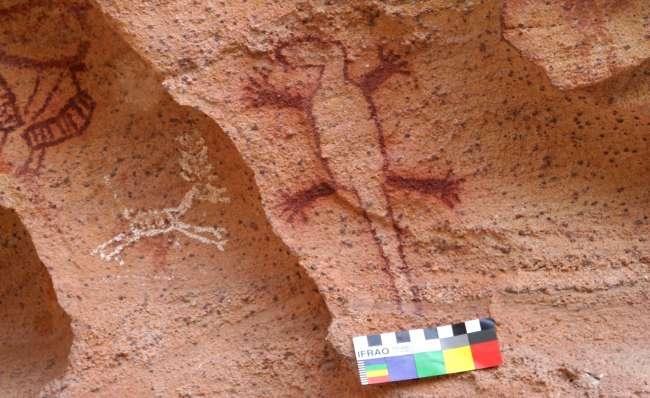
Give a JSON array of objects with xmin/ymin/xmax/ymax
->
[
  {"xmin": 0, "ymin": 206, "xmax": 72, "ymax": 396},
  {"xmin": 0, "ymin": 0, "xmax": 649, "ymax": 396}
]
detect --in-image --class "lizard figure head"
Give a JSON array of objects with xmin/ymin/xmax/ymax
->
[{"xmin": 275, "ymin": 37, "xmax": 346, "ymax": 68}]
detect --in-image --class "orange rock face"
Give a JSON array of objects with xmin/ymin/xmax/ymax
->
[
  {"xmin": 0, "ymin": 0, "xmax": 649, "ymax": 396},
  {"xmin": 503, "ymin": 0, "xmax": 650, "ymax": 89}
]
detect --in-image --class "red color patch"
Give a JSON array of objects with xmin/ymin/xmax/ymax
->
[
  {"xmin": 367, "ymin": 376, "xmax": 390, "ymax": 384},
  {"xmin": 470, "ymin": 340, "xmax": 502, "ymax": 369}
]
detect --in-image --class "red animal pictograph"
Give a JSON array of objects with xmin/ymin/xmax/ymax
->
[
  {"xmin": 0, "ymin": 75, "xmax": 22, "ymax": 145},
  {"xmin": 244, "ymin": 37, "xmax": 464, "ymax": 307},
  {"xmin": 0, "ymin": 3, "xmax": 95, "ymax": 175}
]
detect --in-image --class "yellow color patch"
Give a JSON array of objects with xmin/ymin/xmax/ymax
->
[
  {"xmin": 366, "ymin": 369, "xmax": 389, "ymax": 378},
  {"xmin": 443, "ymin": 346, "xmax": 475, "ymax": 374}
]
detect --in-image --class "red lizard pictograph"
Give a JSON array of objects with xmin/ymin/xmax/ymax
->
[{"xmin": 244, "ymin": 37, "xmax": 463, "ymax": 307}]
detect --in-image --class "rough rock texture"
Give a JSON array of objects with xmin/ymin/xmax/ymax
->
[
  {"xmin": 0, "ymin": 2, "xmax": 359, "ymax": 396},
  {"xmin": 0, "ymin": 0, "xmax": 649, "ymax": 397},
  {"xmin": 503, "ymin": 0, "xmax": 650, "ymax": 89},
  {"xmin": 0, "ymin": 206, "xmax": 72, "ymax": 396}
]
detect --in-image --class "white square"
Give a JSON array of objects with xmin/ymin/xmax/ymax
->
[
  {"xmin": 353, "ymin": 335, "xmax": 368, "ymax": 351},
  {"xmin": 437, "ymin": 324, "xmax": 453, "ymax": 338},
  {"xmin": 381, "ymin": 332, "xmax": 397, "ymax": 346},
  {"xmin": 409, "ymin": 328, "xmax": 426, "ymax": 344},
  {"xmin": 465, "ymin": 319, "xmax": 481, "ymax": 333}
]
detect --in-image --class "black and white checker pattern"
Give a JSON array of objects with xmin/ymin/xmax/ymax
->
[{"xmin": 353, "ymin": 317, "xmax": 496, "ymax": 359}]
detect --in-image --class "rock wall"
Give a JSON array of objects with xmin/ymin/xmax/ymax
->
[
  {"xmin": 0, "ymin": 206, "xmax": 72, "ymax": 396},
  {"xmin": 0, "ymin": 0, "xmax": 648, "ymax": 397},
  {"xmin": 0, "ymin": 2, "xmax": 358, "ymax": 396}
]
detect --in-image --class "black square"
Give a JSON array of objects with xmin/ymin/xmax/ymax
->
[
  {"xmin": 423, "ymin": 327, "xmax": 438, "ymax": 340},
  {"xmin": 395, "ymin": 330, "xmax": 410, "ymax": 343},
  {"xmin": 367, "ymin": 334, "xmax": 382, "ymax": 346},
  {"xmin": 479, "ymin": 318, "xmax": 496, "ymax": 330},
  {"xmin": 452, "ymin": 322, "xmax": 467, "ymax": 336}
]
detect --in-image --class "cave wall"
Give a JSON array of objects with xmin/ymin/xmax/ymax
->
[{"xmin": 0, "ymin": 0, "xmax": 648, "ymax": 396}]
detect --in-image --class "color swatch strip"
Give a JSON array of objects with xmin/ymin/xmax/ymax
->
[{"xmin": 353, "ymin": 317, "xmax": 502, "ymax": 385}]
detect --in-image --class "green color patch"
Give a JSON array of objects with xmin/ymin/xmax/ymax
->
[
  {"xmin": 414, "ymin": 351, "xmax": 446, "ymax": 377},
  {"xmin": 365, "ymin": 364, "xmax": 388, "ymax": 372}
]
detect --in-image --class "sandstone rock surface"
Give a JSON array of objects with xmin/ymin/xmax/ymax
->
[
  {"xmin": 503, "ymin": 0, "xmax": 650, "ymax": 89},
  {"xmin": 0, "ymin": 0, "xmax": 649, "ymax": 397}
]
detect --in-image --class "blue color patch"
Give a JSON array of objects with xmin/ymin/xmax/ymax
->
[{"xmin": 386, "ymin": 355, "xmax": 418, "ymax": 381}]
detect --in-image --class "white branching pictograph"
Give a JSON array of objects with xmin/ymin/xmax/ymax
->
[{"xmin": 93, "ymin": 131, "xmax": 229, "ymax": 264}]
